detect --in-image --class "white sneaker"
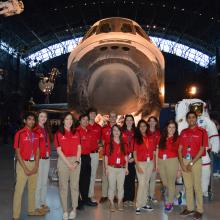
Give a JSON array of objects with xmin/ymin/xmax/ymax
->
[
  {"xmin": 69, "ymin": 210, "xmax": 76, "ymax": 219},
  {"xmin": 63, "ymin": 212, "xmax": 68, "ymax": 220},
  {"xmin": 203, "ymin": 192, "xmax": 209, "ymax": 198},
  {"xmin": 213, "ymin": 173, "xmax": 220, "ymax": 178}
]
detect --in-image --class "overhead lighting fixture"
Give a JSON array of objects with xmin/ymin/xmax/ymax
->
[{"xmin": 188, "ymin": 86, "xmax": 198, "ymax": 97}]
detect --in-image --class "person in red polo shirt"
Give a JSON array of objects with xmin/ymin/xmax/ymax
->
[
  {"xmin": 77, "ymin": 113, "xmax": 97, "ymax": 208},
  {"xmin": 87, "ymin": 108, "xmax": 101, "ymax": 204},
  {"xmin": 54, "ymin": 112, "xmax": 81, "ymax": 220},
  {"xmin": 134, "ymin": 119, "xmax": 155, "ymax": 215},
  {"xmin": 105, "ymin": 124, "xmax": 128, "ymax": 211},
  {"xmin": 34, "ymin": 111, "xmax": 51, "ymax": 213},
  {"xmin": 122, "ymin": 114, "xmax": 136, "ymax": 206},
  {"xmin": 158, "ymin": 119, "xmax": 179, "ymax": 212},
  {"xmin": 147, "ymin": 116, "xmax": 160, "ymax": 204},
  {"xmin": 178, "ymin": 111, "xmax": 208, "ymax": 220},
  {"xmin": 100, "ymin": 111, "xmax": 117, "ymax": 203},
  {"xmin": 13, "ymin": 112, "xmax": 43, "ymax": 220}
]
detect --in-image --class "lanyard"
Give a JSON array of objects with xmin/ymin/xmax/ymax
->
[
  {"xmin": 126, "ymin": 130, "xmax": 134, "ymax": 148},
  {"xmin": 116, "ymin": 142, "xmax": 121, "ymax": 156},
  {"xmin": 143, "ymin": 136, "xmax": 149, "ymax": 154},
  {"xmin": 41, "ymin": 127, "xmax": 48, "ymax": 148},
  {"xmin": 27, "ymin": 132, "xmax": 35, "ymax": 156}
]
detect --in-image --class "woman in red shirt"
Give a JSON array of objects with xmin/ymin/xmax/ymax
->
[
  {"xmin": 105, "ymin": 124, "xmax": 128, "ymax": 212},
  {"xmin": 34, "ymin": 111, "xmax": 51, "ymax": 213},
  {"xmin": 134, "ymin": 119, "xmax": 156, "ymax": 214},
  {"xmin": 122, "ymin": 115, "xmax": 136, "ymax": 206},
  {"xmin": 147, "ymin": 116, "xmax": 160, "ymax": 204},
  {"xmin": 158, "ymin": 119, "xmax": 179, "ymax": 212},
  {"xmin": 54, "ymin": 113, "xmax": 81, "ymax": 220}
]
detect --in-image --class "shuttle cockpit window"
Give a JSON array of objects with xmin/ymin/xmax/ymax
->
[
  {"xmin": 99, "ymin": 23, "xmax": 112, "ymax": 33},
  {"xmin": 121, "ymin": 23, "xmax": 133, "ymax": 33},
  {"xmin": 82, "ymin": 25, "xmax": 97, "ymax": 41}
]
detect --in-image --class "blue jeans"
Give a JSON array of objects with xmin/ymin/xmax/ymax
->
[{"xmin": 213, "ymin": 153, "xmax": 220, "ymax": 173}]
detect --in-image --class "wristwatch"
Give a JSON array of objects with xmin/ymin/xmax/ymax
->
[{"xmin": 189, "ymin": 161, "xmax": 194, "ymax": 166}]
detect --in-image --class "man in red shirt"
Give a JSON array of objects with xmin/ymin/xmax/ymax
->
[
  {"xmin": 13, "ymin": 112, "xmax": 44, "ymax": 220},
  {"xmin": 77, "ymin": 113, "xmax": 97, "ymax": 209},
  {"xmin": 87, "ymin": 108, "xmax": 101, "ymax": 204},
  {"xmin": 178, "ymin": 111, "xmax": 208, "ymax": 220},
  {"xmin": 100, "ymin": 112, "xmax": 117, "ymax": 203}
]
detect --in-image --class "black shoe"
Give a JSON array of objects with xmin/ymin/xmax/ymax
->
[
  {"xmin": 141, "ymin": 205, "xmax": 154, "ymax": 212},
  {"xmin": 77, "ymin": 204, "xmax": 84, "ymax": 210},
  {"xmin": 136, "ymin": 208, "xmax": 141, "ymax": 215},
  {"xmin": 85, "ymin": 199, "xmax": 98, "ymax": 206}
]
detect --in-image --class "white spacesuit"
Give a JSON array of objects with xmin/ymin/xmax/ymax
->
[
  {"xmin": 0, "ymin": 0, "xmax": 24, "ymax": 16},
  {"xmin": 175, "ymin": 99, "xmax": 220, "ymax": 197}
]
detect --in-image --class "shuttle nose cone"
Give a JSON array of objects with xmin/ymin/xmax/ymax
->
[{"xmin": 87, "ymin": 63, "xmax": 140, "ymax": 114}]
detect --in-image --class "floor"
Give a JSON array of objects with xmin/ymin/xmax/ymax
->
[{"xmin": 0, "ymin": 144, "xmax": 220, "ymax": 220}]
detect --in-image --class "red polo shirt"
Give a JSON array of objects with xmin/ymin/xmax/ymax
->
[
  {"xmin": 122, "ymin": 129, "xmax": 135, "ymax": 154},
  {"xmin": 158, "ymin": 137, "xmax": 179, "ymax": 159},
  {"xmin": 134, "ymin": 135, "xmax": 155, "ymax": 161},
  {"xmin": 179, "ymin": 126, "xmax": 208, "ymax": 158},
  {"xmin": 77, "ymin": 125, "xmax": 92, "ymax": 155},
  {"xmin": 147, "ymin": 129, "xmax": 160, "ymax": 150},
  {"xmin": 105, "ymin": 140, "xmax": 128, "ymax": 166},
  {"xmin": 101, "ymin": 124, "xmax": 112, "ymax": 155},
  {"xmin": 54, "ymin": 129, "xmax": 80, "ymax": 157},
  {"xmin": 87, "ymin": 122, "xmax": 102, "ymax": 152},
  {"xmin": 14, "ymin": 126, "xmax": 40, "ymax": 160},
  {"xmin": 34, "ymin": 124, "xmax": 51, "ymax": 158}
]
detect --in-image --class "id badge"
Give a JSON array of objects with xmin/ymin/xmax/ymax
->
[
  {"xmin": 147, "ymin": 156, "xmax": 150, "ymax": 162},
  {"xmin": 163, "ymin": 154, "xmax": 167, "ymax": 160},
  {"xmin": 30, "ymin": 155, "xmax": 34, "ymax": 161},
  {"xmin": 129, "ymin": 153, "xmax": 132, "ymax": 159},
  {"xmin": 46, "ymin": 151, "xmax": 49, "ymax": 158},
  {"xmin": 116, "ymin": 158, "xmax": 121, "ymax": 164},
  {"xmin": 186, "ymin": 153, "xmax": 191, "ymax": 160}
]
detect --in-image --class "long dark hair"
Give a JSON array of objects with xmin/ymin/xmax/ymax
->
[
  {"xmin": 147, "ymin": 116, "xmax": 159, "ymax": 131},
  {"xmin": 37, "ymin": 110, "xmax": 53, "ymax": 141},
  {"xmin": 159, "ymin": 119, "xmax": 178, "ymax": 149},
  {"xmin": 135, "ymin": 119, "xmax": 148, "ymax": 145},
  {"xmin": 109, "ymin": 124, "xmax": 125, "ymax": 155},
  {"xmin": 58, "ymin": 112, "xmax": 76, "ymax": 135},
  {"xmin": 122, "ymin": 114, "xmax": 136, "ymax": 131}
]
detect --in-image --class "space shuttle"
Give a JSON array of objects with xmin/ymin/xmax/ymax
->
[
  {"xmin": 33, "ymin": 17, "xmax": 165, "ymax": 119},
  {"xmin": 67, "ymin": 17, "xmax": 164, "ymax": 118}
]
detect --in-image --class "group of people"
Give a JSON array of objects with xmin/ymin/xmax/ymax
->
[{"xmin": 12, "ymin": 109, "xmax": 208, "ymax": 220}]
